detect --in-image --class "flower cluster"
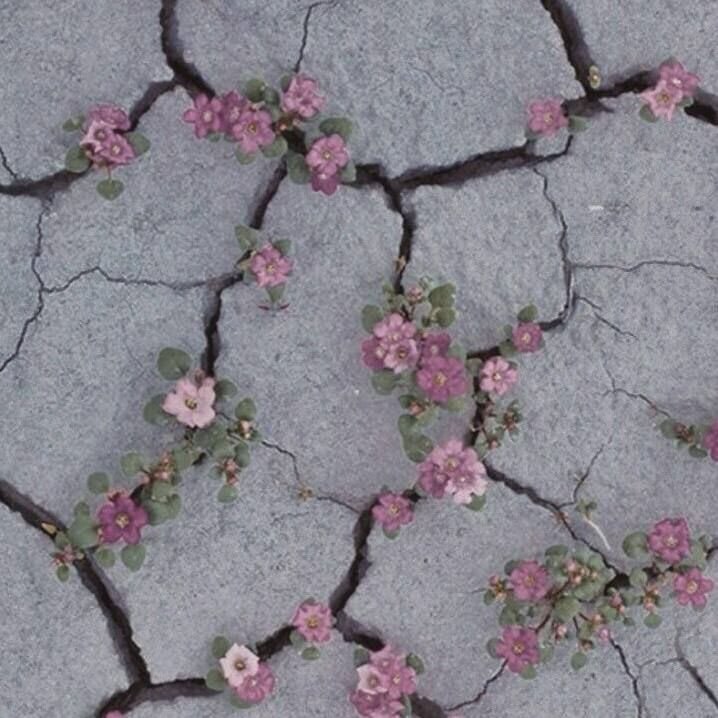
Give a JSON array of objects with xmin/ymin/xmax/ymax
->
[
  {"xmin": 484, "ymin": 517, "xmax": 714, "ymax": 677},
  {"xmin": 525, "ymin": 98, "xmax": 587, "ymax": 139},
  {"xmin": 49, "ymin": 347, "xmax": 258, "ymax": 581},
  {"xmin": 659, "ymin": 415, "xmax": 717, "ymax": 462},
  {"xmin": 182, "ymin": 74, "xmax": 355, "ymax": 196},
  {"xmin": 206, "ymin": 639, "xmax": 274, "ymax": 708},
  {"xmin": 289, "ymin": 599, "xmax": 334, "ymax": 659},
  {"xmin": 235, "ymin": 225, "xmax": 293, "ymax": 308},
  {"xmin": 62, "ymin": 104, "xmax": 150, "ymax": 199},
  {"xmin": 639, "ymin": 59, "xmax": 699, "ymax": 122},
  {"xmin": 350, "ymin": 644, "xmax": 425, "ymax": 717},
  {"xmin": 372, "ymin": 491, "xmax": 415, "ymax": 538}
]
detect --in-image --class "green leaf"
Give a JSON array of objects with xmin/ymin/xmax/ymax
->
[
  {"xmin": 398, "ymin": 414, "xmax": 418, "ymax": 436},
  {"xmin": 570, "ymin": 652, "xmax": 587, "ymax": 670},
  {"xmin": 464, "ymin": 494, "xmax": 487, "ymax": 512},
  {"xmin": 353, "ymin": 647, "xmax": 370, "ymax": 667},
  {"xmin": 520, "ymin": 664, "xmax": 537, "ymax": 680},
  {"xmin": 151, "ymin": 480, "xmax": 175, "ymax": 501},
  {"xmin": 301, "ymin": 646, "xmax": 321, "ymax": 660},
  {"xmin": 361, "ymin": 305, "xmax": 384, "ymax": 333},
  {"xmin": 622, "ymin": 532, "xmax": 649, "ymax": 559},
  {"xmin": 166, "ymin": 493, "xmax": 182, "ymax": 519},
  {"xmin": 498, "ymin": 339, "xmax": 517, "ymax": 358},
  {"xmin": 171, "ymin": 446, "xmax": 198, "ymax": 471},
  {"xmin": 406, "ymin": 653, "xmax": 425, "ymax": 674},
  {"xmin": 235, "ymin": 398, "xmax": 257, "ymax": 421},
  {"xmin": 428, "ymin": 283, "xmax": 456, "ymax": 308},
  {"xmin": 56, "ymin": 565, "xmax": 70, "ymax": 582},
  {"xmin": 95, "ymin": 546, "xmax": 115, "ymax": 568},
  {"xmin": 402, "ymin": 432, "xmax": 433, "ymax": 463},
  {"xmin": 211, "ymin": 379, "xmax": 237, "ymax": 403},
  {"xmin": 143, "ymin": 394, "xmax": 170, "ymax": 426},
  {"xmin": 67, "ymin": 516, "xmax": 99, "ymax": 549},
  {"xmin": 280, "ymin": 75, "xmax": 293, "ymax": 91},
  {"xmin": 87, "ymin": 472, "xmax": 110, "ymax": 495},
  {"xmin": 287, "ymin": 151, "xmax": 310, "ymax": 184},
  {"xmin": 371, "ymin": 370, "xmax": 399, "ymax": 395},
  {"xmin": 212, "ymin": 635, "xmax": 231, "ymax": 659},
  {"xmin": 96, "ymin": 178, "xmax": 124, "ymax": 200},
  {"xmin": 74, "ymin": 501, "xmax": 90, "ymax": 518},
  {"xmin": 120, "ymin": 452, "xmax": 144, "ymax": 477},
  {"xmin": 539, "ymin": 644, "xmax": 554, "ymax": 663},
  {"xmin": 234, "ymin": 441, "xmax": 251, "ymax": 468},
  {"xmin": 340, "ymin": 161, "xmax": 357, "ymax": 183},
  {"xmin": 157, "ymin": 347, "xmax": 191, "ymax": 380},
  {"xmin": 486, "ymin": 638, "xmax": 500, "ymax": 658},
  {"xmin": 243, "ymin": 78, "xmax": 266, "ymax": 102},
  {"xmin": 235, "ymin": 149, "xmax": 257, "ymax": 165},
  {"xmin": 689, "ymin": 445, "xmax": 708, "ymax": 459},
  {"xmin": 263, "ymin": 86, "xmax": 280, "ymax": 106},
  {"xmin": 545, "ymin": 544, "xmax": 569, "ymax": 559},
  {"xmin": 383, "ymin": 526, "xmax": 399, "ymax": 540},
  {"xmin": 126, "ymin": 132, "xmax": 151, "ymax": 156},
  {"xmin": 517, "ymin": 304, "xmax": 538, "ymax": 322},
  {"xmin": 644, "ymin": 613, "xmax": 662, "ymax": 629},
  {"xmin": 62, "ymin": 115, "xmax": 85, "ymax": 132},
  {"xmin": 289, "ymin": 629, "xmax": 307, "ymax": 649},
  {"xmin": 639, "ymin": 104, "xmax": 658, "ymax": 123},
  {"xmin": 235, "ymin": 224, "xmax": 258, "ymax": 252},
  {"xmin": 218, "ymin": 484, "xmax": 238, "ymax": 503},
  {"xmin": 677, "ymin": 96, "xmax": 694, "ymax": 109},
  {"xmin": 267, "ymin": 283, "xmax": 285, "ymax": 304},
  {"xmin": 435, "ymin": 307, "xmax": 456, "ymax": 328},
  {"xmin": 120, "ymin": 543, "xmax": 146, "ymax": 572},
  {"xmin": 568, "ymin": 115, "xmax": 588, "ymax": 134},
  {"xmin": 261, "ymin": 135, "xmax": 288, "ymax": 158},
  {"xmin": 525, "ymin": 128, "xmax": 543, "ymax": 141},
  {"xmin": 400, "ymin": 695, "xmax": 412, "ymax": 717},
  {"xmin": 273, "ymin": 239, "xmax": 291, "ymax": 256},
  {"xmin": 553, "ymin": 596, "xmax": 581, "ymax": 622},
  {"xmin": 659, "ymin": 419, "xmax": 677, "ymax": 438},
  {"xmin": 205, "ymin": 667, "xmax": 226, "ymax": 692},
  {"xmin": 54, "ymin": 531, "xmax": 70, "ymax": 550},
  {"xmin": 64, "ymin": 145, "xmax": 90, "ymax": 173},
  {"xmin": 318, "ymin": 116, "xmax": 353, "ymax": 141},
  {"xmin": 629, "ymin": 568, "xmax": 648, "ymax": 588}
]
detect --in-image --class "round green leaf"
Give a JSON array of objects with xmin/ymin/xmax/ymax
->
[
  {"xmin": 95, "ymin": 546, "xmax": 116, "ymax": 568},
  {"xmin": 361, "ymin": 305, "xmax": 384, "ymax": 333},
  {"xmin": 353, "ymin": 647, "xmax": 370, "ymax": 667},
  {"xmin": 428, "ymin": 283, "xmax": 456, "ymax": 308},
  {"xmin": 234, "ymin": 398, "xmax": 257, "ymax": 421},
  {"xmin": 243, "ymin": 78, "xmax": 266, "ymax": 102},
  {"xmin": 213, "ymin": 379, "xmax": 238, "ymax": 402},
  {"xmin": 212, "ymin": 635, "xmax": 231, "ymax": 659},
  {"xmin": 406, "ymin": 653, "xmax": 425, "ymax": 674},
  {"xmin": 272, "ymin": 239, "xmax": 291, "ymax": 256},
  {"xmin": 67, "ymin": 516, "xmax": 99, "ymax": 549},
  {"xmin": 235, "ymin": 224, "xmax": 258, "ymax": 251},
  {"xmin": 570, "ymin": 652, "xmax": 587, "ymax": 670},
  {"xmin": 318, "ymin": 117, "xmax": 353, "ymax": 141},
  {"xmin": 143, "ymin": 394, "xmax": 170, "ymax": 426},
  {"xmin": 553, "ymin": 596, "xmax": 581, "ymax": 623},
  {"xmin": 87, "ymin": 472, "xmax": 110, "ymax": 494},
  {"xmin": 261, "ymin": 135, "xmax": 288, "ymax": 158},
  {"xmin": 56, "ymin": 565, "xmax": 71, "ymax": 582},
  {"xmin": 235, "ymin": 148, "xmax": 257, "ymax": 165},
  {"xmin": 120, "ymin": 452, "xmax": 144, "ymax": 477},
  {"xmin": 371, "ymin": 370, "xmax": 398, "ymax": 395},
  {"xmin": 126, "ymin": 132, "xmax": 151, "ymax": 156},
  {"xmin": 65, "ymin": 145, "xmax": 90, "ymax": 173},
  {"xmin": 205, "ymin": 667, "xmax": 226, "ymax": 692},
  {"xmin": 286, "ymin": 151, "xmax": 310, "ymax": 184},
  {"xmin": 486, "ymin": 638, "xmax": 500, "ymax": 658},
  {"xmin": 644, "ymin": 613, "xmax": 662, "ymax": 628},
  {"xmin": 520, "ymin": 664, "xmax": 537, "ymax": 679},
  {"xmin": 622, "ymin": 531, "xmax": 649, "ymax": 559},
  {"xmin": 120, "ymin": 543, "xmax": 146, "ymax": 572},
  {"xmin": 218, "ymin": 484, "xmax": 238, "ymax": 503},
  {"xmin": 568, "ymin": 115, "xmax": 588, "ymax": 134},
  {"xmin": 464, "ymin": 494, "xmax": 486, "ymax": 512},
  {"xmin": 639, "ymin": 104, "xmax": 659, "ymax": 123},
  {"xmin": 96, "ymin": 178, "xmax": 124, "ymax": 200},
  {"xmin": 301, "ymin": 646, "xmax": 321, "ymax": 660},
  {"xmin": 73, "ymin": 501, "xmax": 90, "ymax": 518},
  {"xmin": 517, "ymin": 304, "xmax": 538, "ymax": 322},
  {"xmin": 289, "ymin": 629, "xmax": 307, "ymax": 649},
  {"xmin": 157, "ymin": 347, "xmax": 191, "ymax": 380},
  {"xmin": 340, "ymin": 161, "xmax": 357, "ymax": 183},
  {"xmin": 62, "ymin": 116, "xmax": 85, "ymax": 132},
  {"xmin": 435, "ymin": 307, "xmax": 456, "ymax": 328}
]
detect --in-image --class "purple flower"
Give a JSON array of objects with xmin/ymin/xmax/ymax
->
[
  {"xmin": 384, "ymin": 338, "xmax": 419, "ymax": 373},
  {"xmin": 445, "ymin": 451, "xmax": 487, "ymax": 505},
  {"xmin": 80, "ymin": 120, "xmax": 115, "ymax": 153},
  {"xmin": 220, "ymin": 90, "xmax": 249, "ymax": 134},
  {"xmin": 383, "ymin": 662, "xmax": 416, "ymax": 699},
  {"xmin": 249, "ymin": 244, "xmax": 292, "ymax": 289},
  {"xmin": 97, "ymin": 493, "xmax": 148, "ymax": 545},
  {"xmin": 495, "ymin": 625, "xmax": 540, "ymax": 673},
  {"xmin": 97, "ymin": 133, "xmax": 136, "ymax": 166},
  {"xmin": 527, "ymin": 99, "xmax": 568, "ymax": 137},
  {"xmin": 350, "ymin": 690, "xmax": 403, "ymax": 717},
  {"xmin": 372, "ymin": 492, "xmax": 414, "ymax": 533},
  {"xmin": 234, "ymin": 662, "xmax": 274, "ymax": 704},
  {"xmin": 310, "ymin": 170, "xmax": 341, "ymax": 196},
  {"xmin": 87, "ymin": 105, "xmax": 131, "ymax": 131},
  {"xmin": 281, "ymin": 74, "xmax": 326, "ymax": 119},
  {"xmin": 659, "ymin": 60, "xmax": 699, "ymax": 99},
  {"xmin": 479, "ymin": 357, "xmax": 518, "ymax": 396},
  {"xmin": 372, "ymin": 314, "xmax": 419, "ymax": 374},
  {"xmin": 419, "ymin": 332, "xmax": 451, "ymax": 364},
  {"xmin": 291, "ymin": 601, "xmax": 333, "ymax": 643},
  {"xmin": 509, "ymin": 560, "xmax": 552, "ymax": 601},
  {"xmin": 640, "ymin": 80, "xmax": 681, "ymax": 121},
  {"xmin": 647, "ymin": 517, "xmax": 691, "ymax": 564},
  {"xmin": 361, "ymin": 337, "xmax": 387, "ymax": 370},
  {"xmin": 182, "ymin": 94, "xmax": 224, "ymax": 138},
  {"xmin": 356, "ymin": 663, "xmax": 390, "ymax": 694},
  {"xmin": 306, "ymin": 134, "xmax": 350, "ymax": 176},
  {"xmin": 703, "ymin": 421, "xmax": 718, "ymax": 461},
  {"xmin": 418, "ymin": 440, "xmax": 483, "ymax": 500},
  {"xmin": 674, "ymin": 568, "xmax": 714, "ymax": 608},
  {"xmin": 416, "ymin": 355, "xmax": 468, "ymax": 403},
  {"xmin": 512, "ymin": 322, "xmax": 542, "ymax": 353},
  {"xmin": 231, "ymin": 107, "xmax": 275, "ymax": 154}
]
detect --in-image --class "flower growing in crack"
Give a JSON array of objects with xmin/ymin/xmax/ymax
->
[
  {"xmin": 291, "ymin": 600, "xmax": 333, "ymax": 643},
  {"xmin": 361, "ymin": 337, "xmax": 388, "ymax": 371},
  {"xmin": 220, "ymin": 90, "xmax": 249, "ymax": 133},
  {"xmin": 674, "ymin": 568, "xmax": 714, "ymax": 608},
  {"xmin": 658, "ymin": 60, "xmax": 699, "ymax": 100},
  {"xmin": 372, "ymin": 492, "xmax": 414, "ymax": 534},
  {"xmin": 310, "ymin": 170, "xmax": 341, "ymax": 196},
  {"xmin": 372, "ymin": 313, "xmax": 419, "ymax": 373},
  {"xmin": 80, "ymin": 119, "xmax": 116, "ymax": 153},
  {"xmin": 249, "ymin": 244, "xmax": 293, "ymax": 288},
  {"xmin": 703, "ymin": 420, "xmax": 718, "ymax": 461},
  {"xmin": 418, "ymin": 439, "xmax": 486, "ymax": 503},
  {"xmin": 479, "ymin": 356, "xmax": 518, "ymax": 397},
  {"xmin": 306, "ymin": 134, "xmax": 350, "ymax": 176},
  {"xmin": 234, "ymin": 662, "xmax": 275, "ymax": 703},
  {"xmin": 162, "ymin": 374, "xmax": 217, "ymax": 428},
  {"xmin": 220, "ymin": 643, "xmax": 260, "ymax": 688},
  {"xmin": 512, "ymin": 322, "xmax": 543, "ymax": 353},
  {"xmin": 416, "ymin": 355, "xmax": 468, "ymax": 403},
  {"xmin": 357, "ymin": 663, "xmax": 391, "ymax": 694},
  {"xmin": 640, "ymin": 80, "xmax": 681, "ymax": 121},
  {"xmin": 97, "ymin": 133, "xmax": 135, "ymax": 166},
  {"xmin": 495, "ymin": 625, "xmax": 540, "ymax": 673},
  {"xmin": 97, "ymin": 493, "xmax": 148, "ymax": 545},
  {"xmin": 647, "ymin": 517, "xmax": 691, "ymax": 564},
  {"xmin": 281, "ymin": 74, "xmax": 325, "ymax": 119},
  {"xmin": 231, "ymin": 107, "xmax": 275, "ymax": 154},
  {"xmin": 182, "ymin": 94, "xmax": 224, "ymax": 138},
  {"xmin": 526, "ymin": 98, "xmax": 568, "ymax": 137},
  {"xmin": 418, "ymin": 332, "xmax": 451, "ymax": 363},
  {"xmin": 508, "ymin": 560, "xmax": 552, "ymax": 601},
  {"xmin": 87, "ymin": 105, "xmax": 131, "ymax": 130}
]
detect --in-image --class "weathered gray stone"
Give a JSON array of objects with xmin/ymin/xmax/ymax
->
[
  {"xmin": 38, "ymin": 88, "xmax": 276, "ymax": 287},
  {"xmin": 404, "ymin": 169, "xmax": 568, "ymax": 351},
  {"xmin": 0, "ymin": 503, "xmax": 126, "ymax": 717},
  {"xmin": 0, "ymin": 274, "xmax": 208, "ymax": 517},
  {"xmin": 346, "ymin": 485, "xmax": 567, "ymax": 707},
  {"xmin": 112, "ymin": 449, "xmax": 355, "ymax": 683},
  {"xmin": 544, "ymin": 97, "xmax": 718, "ymax": 274},
  {"xmin": 0, "ymin": 0, "xmax": 171, "ymax": 179},
  {"xmin": 640, "ymin": 661, "xmax": 718, "ymax": 718},
  {"xmin": 131, "ymin": 696, "xmax": 233, "ymax": 718},
  {"xmin": 216, "ymin": 181, "xmax": 424, "ymax": 507},
  {"xmin": 0, "ymin": 196, "xmax": 42, "ymax": 369},
  {"xmin": 566, "ymin": 1, "xmax": 718, "ymax": 85}
]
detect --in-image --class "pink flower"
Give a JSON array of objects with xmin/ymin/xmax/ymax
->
[
  {"xmin": 369, "ymin": 645, "xmax": 404, "ymax": 673},
  {"xmin": 372, "ymin": 314, "xmax": 419, "ymax": 374},
  {"xmin": 596, "ymin": 626, "xmax": 611, "ymax": 644},
  {"xmin": 220, "ymin": 90, "xmax": 249, "ymax": 133},
  {"xmin": 97, "ymin": 493, "xmax": 148, "ymax": 545},
  {"xmin": 512, "ymin": 322, "xmax": 542, "ymax": 353},
  {"xmin": 235, "ymin": 662, "xmax": 274, "ymax": 704},
  {"xmin": 80, "ymin": 120, "xmax": 115, "ymax": 152},
  {"xmin": 231, "ymin": 107, "xmax": 275, "ymax": 154},
  {"xmin": 674, "ymin": 568, "xmax": 714, "ymax": 608},
  {"xmin": 306, "ymin": 134, "xmax": 350, "ymax": 176},
  {"xmin": 182, "ymin": 94, "xmax": 224, "ymax": 138},
  {"xmin": 88, "ymin": 105, "xmax": 131, "ymax": 131},
  {"xmin": 495, "ymin": 625, "xmax": 540, "ymax": 673},
  {"xmin": 281, "ymin": 74, "xmax": 326, "ymax": 119},
  {"xmin": 419, "ymin": 332, "xmax": 451, "ymax": 363},
  {"xmin": 479, "ymin": 357, "xmax": 518, "ymax": 396},
  {"xmin": 310, "ymin": 170, "xmax": 341, "ymax": 196},
  {"xmin": 647, "ymin": 518, "xmax": 691, "ymax": 564},
  {"xmin": 350, "ymin": 690, "xmax": 403, "ymax": 717},
  {"xmin": 249, "ymin": 244, "xmax": 292, "ymax": 288},
  {"xmin": 384, "ymin": 338, "xmax": 419, "ymax": 373},
  {"xmin": 640, "ymin": 80, "xmax": 681, "ymax": 121},
  {"xmin": 445, "ymin": 456, "xmax": 487, "ymax": 505},
  {"xmin": 373, "ymin": 313, "xmax": 416, "ymax": 343},
  {"xmin": 361, "ymin": 337, "xmax": 387, "ymax": 370},
  {"xmin": 372, "ymin": 492, "xmax": 414, "ymax": 533},
  {"xmin": 220, "ymin": 644, "xmax": 260, "ymax": 689},
  {"xmin": 527, "ymin": 99, "xmax": 568, "ymax": 137},
  {"xmin": 97, "ymin": 133, "xmax": 136, "ymax": 166},
  {"xmin": 383, "ymin": 662, "xmax": 416, "ymax": 699},
  {"xmin": 162, "ymin": 375, "xmax": 216, "ymax": 429},
  {"xmin": 356, "ymin": 663, "xmax": 390, "ymax": 694},
  {"xmin": 418, "ymin": 440, "xmax": 482, "ymax": 500},
  {"xmin": 703, "ymin": 421, "xmax": 718, "ymax": 461},
  {"xmin": 291, "ymin": 601, "xmax": 333, "ymax": 643},
  {"xmin": 659, "ymin": 60, "xmax": 699, "ymax": 99},
  {"xmin": 105, "ymin": 712, "xmax": 124, "ymax": 718},
  {"xmin": 416, "ymin": 355, "xmax": 468, "ymax": 403},
  {"xmin": 508, "ymin": 560, "xmax": 552, "ymax": 601}
]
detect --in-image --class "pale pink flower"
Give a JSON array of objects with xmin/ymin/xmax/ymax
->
[
  {"xmin": 674, "ymin": 568, "xmax": 714, "ymax": 608},
  {"xmin": 419, "ymin": 332, "xmax": 451, "ymax": 363},
  {"xmin": 372, "ymin": 492, "xmax": 414, "ymax": 533},
  {"xmin": 306, "ymin": 134, "xmax": 350, "ymax": 176},
  {"xmin": 235, "ymin": 662, "xmax": 274, "ymax": 703},
  {"xmin": 97, "ymin": 133, "xmax": 136, "ymax": 166},
  {"xmin": 596, "ymin": 626, "xmax": 611, "ymax": 644},
  {"xmin": 640, "ymin": 80, "xmax": 681, "ymax": 121},
  {"xmin": 231, "ymin": 107, "xmax": 275, "ymax": 153},
  {"xmin": 445, "ymin": 460, "xmax": 488, "ymax": 505},
  {"xmin": 249, "ymin": 244, "xmax": 292, "ymax": 288},
  {"xmin": 350, "ymin": 690, "xmax": 403, "ymax": 717},
  {"xmin": 512, "ymin": 322, "xmax": 542, "ymax": 353},
  {"xmin": 647, "ymin": 518, "xmax": 691, "ymax": 564},
  {"xmin": 80, "ymin": 120, "xmax": 115, "ymax": 152},
  {"xmin": 182, "ymin": 94, "xmax": 224, "ymax": 138},
  {"xmin": 495, "ymin": 625, "xmax": 540, "ymax": 673},
  {"xmin": 479, "ymin": 357, "xmax": 518, "ymax": 396},
  {"xmin": 416, "ymin": 355, "xmax": 468, "ymax": 403},
  {"xmin": 418, "ymin": 440, "xmax": 483, "ymax": 500},
  {"xmin": 384, "ymin": 338, "xmax": 419, "ymax": 373},
  {"xmin": 88, "ymin": 105, "xmax": 131, "ymax": 130},
  {"xmin": 219, "ymin": 644, "xmax": 260, "ymax": 689},
  {"xmin": 361, "ymin": 337, "xmax": 387, "ymax": 370},
  {"xmin": 508, "ymin": 560, "xmax": 552, "ymax": 601},
  {"xmin": 527, "ymin": 99, "xmax": 568, "ymax": 136},
  {"xmin": 281, "ymin": 74, "xmax": 326, "ymax": 119},
  {"xmin": 703, "ymin": 421, "xmax": 718, "ymax": 461},
  {"xmin": 291, "ymin": 601, "xmax": 333, "ymax": 643},
  {"xmin": 219, "ymin": 90, "xmax": 249, "ymax": 133},
  {"xmin": 383, "ymin": 662, "xmax": 416, "ymax": 699},
  {"xmin": 659, "ymin": 60, "xmax": 699, "ymax": 99},
  {"xmin": 357, "ymin": 663, "xmax": 390, "ymax": 694},
  {"xmin": 369, "ymin": 645, "xmax": 404, "ymax": 674},
  {"xmin": 162, "ymin": 375, "xmax": 216, "ymax": 428},
  {"xmin": 310, "ymin": 170, "xmax": 342, "ymax": 196}
]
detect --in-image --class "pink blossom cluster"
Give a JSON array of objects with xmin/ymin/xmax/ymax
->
[
  {"xmin": 372, "ymin": 491, "xmax": 414, "ymax": 536},
  {"xmin": 291, "ymin": 600, "xmax": 334, "ymax": 644},
  {"xmin": 79, "ymin": 105, "xmax": 136, "ymax": 167},
  {"xmin": 640, "ymin": 60, "xmax": 699, "ymax": 121},
  {"xmin": 526, "ymin": 98, "xmax": 568, "ymax": 137},
  {"xmin": 350, "ymin": 645, "xmax": 422, "ymax": 717},
  {"xmin": 306, "ymin": 133, "xmax": 351, "ymax": 196},
  {"xmin": 249, "ymin": 244, "xmax": 293, "ymax": 290},
  {"xmin": 219, "ymin": 644, "xmax": 274, "ymax": 705},
  {"xmin": 418, "ymin": 439, "xmax": 488, "ymax": 505},
  {"xmin": 163, "ymin": 372, "xmax": 217, "ymax": 429}
]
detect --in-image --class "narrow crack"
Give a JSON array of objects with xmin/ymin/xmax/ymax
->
[
  {"xmin": 675, "ymin": 633, "xmax": 718, "ymax": 711},
  {"xmin": 575, "ymin": 259, "xmax": 718, "ymax": 282},
  {"xmin": 294, "ymin": 1, "xmax": 338, "ymax": 73},
  {"xmin": 611, "ymin": 639, "xmax": 645, "ymax": 718},
  {"xmin": 601, "ymin": 363, "xmax": 670, "ymax": 419},
  {"xmin": 577, "ymin": 296, "xmax": 638, "ymax": 340},
  {"xmin": 0, "ymin": 143, "xmax": 18, "ymax": 180},
  {"xmin": 447, "ymin": 663, "xmax": 505, "ymax": 711}
]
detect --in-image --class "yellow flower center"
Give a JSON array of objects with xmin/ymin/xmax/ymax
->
[
  {"xmin": 115, "ymin": 513, "xmax": 130, "ymax": 528},
  {"xmin": 512, "ymin": 642, "xmax": 525, "ymax": 655},
  {"xmin": 388, "ymin": 504, "xmax": 400, "ymax": 516},
  {"xmin": 492, "ymin": 371, "xmax": 502, "ymax": 382},
  {"xmin": 322, "ymin": 150, "xmax": 333, "ymax": 160},
  {"xmin": 202, "ymin": 110, "xmax": 213, "ymax": 122},
  {"xmin": 184, "ymin": 397, "xmax": 198, "ymax": 409},
  {"xmin": 247, "ymin": 122, "xmax": 257, "ymax": 134},
  {"xmin": 306, "ymin": 616, "xmax": 320, "ymax": 628},
  {"xmin": 266, "ymin": 261, "xmax": 277, "ymax": 274},
  {"xmin": 524, "ymin": 575, "xmax": 535, "ymax": 586},
  {"xmin": 658, "ymin": 91, "xmax": 672, "ymax": 106},
  {"xmin": 234, "ymin": 659, "xmax": 246, "ymax": 671},
  {"xmin": 543, "ymin": 112, "xmax": 554, "ymax": 124},
  {"xmin": 665, "ymin": 535, "xmax": 677, "ymax": 547},
  {"xmin": 433, "ymin": 372, "xmax": 447, "ymax": 386},
  {"xmin": 686, "ymin": 580, "xmax": 698, "ymax": 594}
]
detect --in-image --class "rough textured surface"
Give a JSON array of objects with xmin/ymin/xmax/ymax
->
[
  {"xmin": 0, "ymin": 0, "xmax": 171, "ymax": 180},
  {"xmin": 113, "ymin": 451, "xmax": 355, "ymax": 683},
  {"xmin": 0, "ymin": 504, "xmax": 126, "ymax": 716}
]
